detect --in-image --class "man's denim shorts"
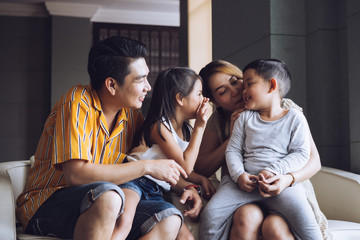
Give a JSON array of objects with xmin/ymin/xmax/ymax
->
[
  {"xmin": 120, "ymin": 176, "xmax": 183, "ymax": 239},
  {"xmin": 25, "ymin": 181, "xmax": 125, "ymax": 238},
  {"xmin": 26, "ymin": 179, "xmax": 183, "ymax": 239}
]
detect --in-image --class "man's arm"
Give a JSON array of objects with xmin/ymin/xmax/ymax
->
[{"xmin": 62, "ymin": 158, "xmax": 186, "ymax": 186}]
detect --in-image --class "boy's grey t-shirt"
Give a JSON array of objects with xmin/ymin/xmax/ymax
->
[{"xmin": 225, "ymin": 108, "xmax": 310, "ymax": 182}]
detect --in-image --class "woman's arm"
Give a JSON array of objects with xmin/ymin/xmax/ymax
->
[
  {"xmin": 187, "ymin": 171, "xmax": 216, "ymax": 198},
  {"xmin": 194, "ymin": 127, "xmax": 228, "ymax": 178},
  {"xmin": 195, "ymin": 108, "xmax": 244, "ymax": 177},
  {"xmin": 258, "ymin": 131, "xmax": 321, "ymax": 196},
  {"xmin": 291, "ymin": 130, "xmax": 321, "ymax": 181}
]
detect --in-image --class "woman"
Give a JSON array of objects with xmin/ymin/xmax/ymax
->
[{"xmin": 195, "ymin": 60, "xmax": 330, "ymax": 240}]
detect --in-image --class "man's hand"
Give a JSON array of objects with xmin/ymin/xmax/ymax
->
[
  {"xmin": 237, "ymin": 172, "xmax": 258, "ymax": 192},
  {"xmin": 145, "ymin": 159, "xmax": 187, "ymax": 186},
  {"xmin": 178, "ymin": 188, "xmax": 202, "ymax": 221}
]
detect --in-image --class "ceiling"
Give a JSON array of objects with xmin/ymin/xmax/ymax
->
[{"xmin": 0, "ymin": 0, "xmax": 180, "ymax": 26}]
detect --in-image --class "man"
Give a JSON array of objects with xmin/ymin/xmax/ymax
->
[{"xmin": 16, "ymin": 36, "xmax": 201, "ymax": 240}]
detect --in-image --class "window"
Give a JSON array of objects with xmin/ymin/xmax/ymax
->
[{"xmin": 93, "ymin": 23, "xmax": 180, "ymax": 113}]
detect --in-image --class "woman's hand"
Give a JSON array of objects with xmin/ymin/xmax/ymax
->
[
  {"xmin": 229, "ymin": 108, "xmax": 246, "ymax": 136},
  {"xmin": 199, "ymin": 176, "xmax": 216, "ymax": 199},
  {"xmin": 257, "ymin": 174, "xmax": 293, "ymax": 197},
  {"xmin": 194, "ymin": 97, "xmax": 209, "ymax": 129},
  {"xmin": 237, "ymin": 172, "xmax": 258, "ymax": 192}
]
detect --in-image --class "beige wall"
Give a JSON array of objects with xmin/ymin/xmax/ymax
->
[{"xmin": 188, "ymin": 0, "xmax": 212, "ymax": 73}]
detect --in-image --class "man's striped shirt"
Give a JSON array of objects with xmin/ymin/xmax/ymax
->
[{"xmin": 16, "ymin": 84, "xmax": 143, "ymax": 229}]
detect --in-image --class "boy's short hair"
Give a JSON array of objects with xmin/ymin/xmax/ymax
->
[
  {"xmin": 87, "ymin": 36, "xmax": 147, "ymax": 91},
  {"xmin": 243, "ymin": 59, "xmax": 291, "ymax": 98}
]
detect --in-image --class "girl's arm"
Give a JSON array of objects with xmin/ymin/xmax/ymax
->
[
  {"xmin": 151, "ymin": 99, "xmax": 208, "ymax": 175},
  {"xmin": 151, "ymin": 121, "xmax": 205, "ymax": 175}
]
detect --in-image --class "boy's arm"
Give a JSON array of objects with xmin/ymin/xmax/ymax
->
[
  {"xmin": 265, "ymin": 112, "xmax": 310, "ymax": 175},
  {"xmin": 225, "ymin": 116, "xmax": 246, "ymax": 182}
]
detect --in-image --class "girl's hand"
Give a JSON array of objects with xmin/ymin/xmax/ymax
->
[
  {"xmin": 237, "ymin": 172, "xmax": 258, "ymax": 192},
  {"xmin": 199, "ymin": 176, "xmax": 216, "ymax": 199},
  {"xmin": 258, "ymin": 174, "xmax": 293, "ymax": 197},
  {"xmin": 229, "ymin": 108, "xmax": 246, "ymax": 136},
  {"xmin": 194, "ymin": 98, "xmax": 209, "ymax": 129}
]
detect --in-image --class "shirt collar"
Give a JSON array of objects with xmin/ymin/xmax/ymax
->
[{"xmin": 91, "ymin": 86, "xmax": 102, "ymax": 112}]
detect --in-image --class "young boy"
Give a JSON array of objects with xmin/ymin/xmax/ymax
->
[{"xmin": 223, "ymin": 59, "xmax": 322, "ymax": 239}]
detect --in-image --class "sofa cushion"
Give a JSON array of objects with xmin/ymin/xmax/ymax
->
[{"xmin": 328, "ymin": 220, "xmax": 360, "ymax": 240}]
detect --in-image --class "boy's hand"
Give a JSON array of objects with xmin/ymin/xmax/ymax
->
[
  {"xmin": 199, "ymin": 176, "xmax": 216, "ymax": 199},
  {"xmin": 259, "ymin": 169, "xmax": 275, "ymax": 180},
  {"xmin": 194, "ymin": 98, "xmax": 209, "ymax": 129},
  {"xmin": 237, "ymin": 172, "xmax": 258, "ymax": 192}
]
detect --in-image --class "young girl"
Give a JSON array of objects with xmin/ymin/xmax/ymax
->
[{"xmin": 114, "ymin": 67, "xmax": 212, "ymax": 240}]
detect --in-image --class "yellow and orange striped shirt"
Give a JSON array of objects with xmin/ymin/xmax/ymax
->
[{"xmin": 16, "ymin": 84, "xmax": 143, "ymax": 229}]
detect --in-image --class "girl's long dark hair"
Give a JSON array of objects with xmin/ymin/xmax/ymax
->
[{"xmin": 135, "ymin": 67, "xmax": 202, "ymax": 148}]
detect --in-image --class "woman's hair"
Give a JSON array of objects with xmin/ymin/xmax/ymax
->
[
  {"xmin": 87, "ymin": 36, "xmax": 147, "ymax": 91},
  {"xmin": 139, "ymin": 67, "xmax": 202, "ymax": 148},
  {"xmin": 199, "ymin": 60, "xmax": 243, "ymax": 141},
  {"xmin": 243, "ymin": 58, "xmax": 291, "ymax": 98}
]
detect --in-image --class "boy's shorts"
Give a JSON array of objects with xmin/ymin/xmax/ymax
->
[{"xmin": 26, "ymin": 180, "xmax": 183, "ymax": 239}]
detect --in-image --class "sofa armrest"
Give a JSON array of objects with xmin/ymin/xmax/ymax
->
[
  {"xmin": 311, "ymin": 166, "xmax": 360, "ymax": 223},
  {"xmin": 0, "ymin": 162, "xmax": 19, "ymax": 240}
]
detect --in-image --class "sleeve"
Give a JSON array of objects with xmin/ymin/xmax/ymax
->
[
  {"xmin": 225, "ymin": 112, "xmax": 246, "ymax": 182},
  {"xmin": 52, "ymin": 100, "xmax": 93, "ymax": 166},
  {"xmin": 264, "ymin": 111, "xmax": 310, "ymax": 175}
]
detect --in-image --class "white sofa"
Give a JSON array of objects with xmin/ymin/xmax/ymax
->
[{"xmin": 1, "ymin": 160, "xmax": 360, "ymax": 240}]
